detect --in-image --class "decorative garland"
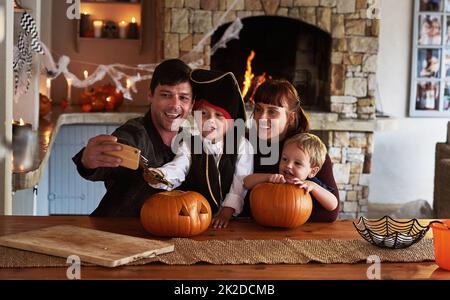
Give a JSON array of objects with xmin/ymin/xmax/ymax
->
[
  {"xmin": 38, "ymin": 0, "xmax": 243, "ymax": 101},
  {"xmin": 13, "ymin": 12, "xmax": 44, "ymax": 102}
]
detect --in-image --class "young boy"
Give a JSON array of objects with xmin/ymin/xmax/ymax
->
[
  {"xmin": 244, "ymin": 133, "xmax": 338, "ymax": 212},
  {"xmin": 145, "ymin": 69, "xmax": 253, "ymax": 229}
]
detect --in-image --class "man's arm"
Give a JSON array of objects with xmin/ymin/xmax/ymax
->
[
  {"xmin": 81, "ymin": 135, "xmax": 123, "ymax": 169},
  {"xmin": 72, "ymin": 135, "xmax": 124, "ymax": 182}
]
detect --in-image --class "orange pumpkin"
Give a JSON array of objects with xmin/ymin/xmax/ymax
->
[
  {"xmin": 78, "ymin": 84, "xmax": 123, "ymax": 112},
  {"xmin": 81, "ymin": 103, "xmax": 92, "ymax": 112},
  {"xmin": 90, "ymin": 97, "xmax": 106, "ymax": 112},
  {"xmin": 110, "ymin": 90, "xmax": 124, "ymax": 110},
  {"xmin": 250, "ymin": 183, "xmax": 313, "ymax": 229},
  {"xmin": 140, "ymin": 190, "xmax": 212, "ymax": 237},
  {"xmin": 79, "ymin": 89, "xmax": 95, "ymax": 105},
  {"xmin": 39, "ymin": 93, "xmax": 52, "ymax": 118}
]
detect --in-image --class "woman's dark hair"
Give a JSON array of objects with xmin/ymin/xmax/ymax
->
[
  {"xmin": 253, "ymin": 79, "xmax": 310, "ymax": 137},
  {"xmin": 150, "ymin": 59, "xmax": 192, "ymax": 94}
]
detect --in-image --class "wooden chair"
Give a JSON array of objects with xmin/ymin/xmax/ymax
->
[{"xmin": 434, "ymin": 121, "xmax": 450, "ymax": 218}]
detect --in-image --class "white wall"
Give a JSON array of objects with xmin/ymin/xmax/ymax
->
[
  {"xmin": 370, "ymin": 0, "xmax": 449, "ymax": 205},
  {"xmin": 12, "ymin": 0, "xmax": 41, "ymax": 129}
]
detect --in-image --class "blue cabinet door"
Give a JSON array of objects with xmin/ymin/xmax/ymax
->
[{"xmin": 48, "ymin": 125, "xmax": 118, "ymax": 215}]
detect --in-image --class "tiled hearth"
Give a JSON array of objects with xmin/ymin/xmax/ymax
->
[{"xmin": 161, "ymin": 0, "xmax": 381, "ymax": 218}]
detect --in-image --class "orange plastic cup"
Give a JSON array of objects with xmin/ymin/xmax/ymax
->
[{"xmin": 430, "ymin": 220, "xmax": 450, "ymax": 271}]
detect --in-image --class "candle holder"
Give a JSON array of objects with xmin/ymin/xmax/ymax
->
[
  {"xmin": 12, "ymin": 120, "xmax": 37, "ymax": 172},
  {"xmin": 127, "ymin": 19, "xmax": 139, "ymax": 39},
  {"xmin": 80, "ymin": 13, "xmax": 91, "ymax": 37}
]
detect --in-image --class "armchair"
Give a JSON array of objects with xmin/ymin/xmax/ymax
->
[{"xmin": 434, "ymin": 122, "xmax": 450, "ymax": 218}]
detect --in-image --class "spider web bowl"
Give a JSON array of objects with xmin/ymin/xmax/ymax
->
[{"xmin": 353, "ymin": 216, "xmax": 430, "ymax": 249}]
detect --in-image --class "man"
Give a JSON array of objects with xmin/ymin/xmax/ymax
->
[{"xmin": 72, "ymin": 59, "xmax": 193, "ymax": 217}]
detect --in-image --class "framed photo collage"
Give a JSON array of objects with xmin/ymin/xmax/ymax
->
[{"xmin": 410, "ymin": 0, "xmax": 450, "ymax": 117}]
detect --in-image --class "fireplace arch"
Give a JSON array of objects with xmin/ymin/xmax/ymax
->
[{"xmin": 211, "ymin": 16, "xmax": 331, "ymax": 111}]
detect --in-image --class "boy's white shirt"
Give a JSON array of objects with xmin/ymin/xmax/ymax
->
[{"xmin": 148, "ymin": 136, "xmax": 254, "ymax": 216}]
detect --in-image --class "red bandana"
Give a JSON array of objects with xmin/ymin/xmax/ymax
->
[{"xmin": 192, "ymin": 99, "xmax": 232, "ymax": 120}]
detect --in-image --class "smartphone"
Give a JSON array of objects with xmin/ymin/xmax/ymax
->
[{"xmin": 103, "ymin": 142, "xmax": 141, "ymax": 170}]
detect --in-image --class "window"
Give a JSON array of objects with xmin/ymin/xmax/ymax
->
[{"xmin": 410, "ymin": 0, "xmax": 450, "ymax": 117}]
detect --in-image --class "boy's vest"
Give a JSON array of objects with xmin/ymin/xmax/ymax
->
[{"xmin": 179, "ymin": 135, "xmax": 239, "ymax": 214}]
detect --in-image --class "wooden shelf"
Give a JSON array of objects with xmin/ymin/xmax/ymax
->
[
  {"xmin": 78, "ymin": 37, "xmax": 140, "ymax": 41},
  {"xmin": 75, "ymin": 0, "xmax": 143, "ymax": 53},
  {"xmin": 14, "ymin": 8, "xmax": 30, "ymax": 13},
  {"xmin": 81, "ymin": 0, "xmax": 140, "ymax": 4}
]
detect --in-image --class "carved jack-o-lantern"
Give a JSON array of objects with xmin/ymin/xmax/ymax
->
[
  {"xmin": 250, "ymin": 183, "xmax": 313, "ymax": 229},
  {"xmin": 103, "ymin": 20, "xmax": 118, "ymax": 39},
  {"xmin": 140, "ymin": 191, "xmax": 212, "ymax": 237}
]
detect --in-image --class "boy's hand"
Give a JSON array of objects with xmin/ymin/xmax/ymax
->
[
  {"xmin": 285, "ymin": 177, "xmax": 302, "ymax": 185},
  {"xmin": 212, "ymin": 207, "xmax": 235, "ymax": 229},
  {"xmin": 268, "ymin": 174, "xmax": 286, "ymax": 184},
  {"xmin": 298, "ymin": 180, "xmax": 316, "ymax": 193},
  {"xmin": 143, "ymin": 167, "xmax": 164, "ymax": 185}
]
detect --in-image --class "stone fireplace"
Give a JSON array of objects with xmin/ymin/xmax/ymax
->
[
  {"xmin": 211, "ymin": 16, "xmax": 331, "ymax": 110},
  {"xmin": 162, "ymin": 0, "xmax": 381, "ymax": 219}
]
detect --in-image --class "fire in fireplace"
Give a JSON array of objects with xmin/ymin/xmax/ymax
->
[
  {"xmin": 241, "ymin": 50, "xmax": 271, "ymax": 104},
  {"xmin": 211, "ymin": 16, "xmax": 332, "ymax": 111}
]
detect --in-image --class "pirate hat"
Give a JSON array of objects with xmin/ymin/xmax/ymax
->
[{"xmin": 190, "ymin": 69, "xmax": 247, "ymax": 122}]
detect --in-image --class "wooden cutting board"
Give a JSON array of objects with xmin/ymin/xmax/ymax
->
[{"xmin": 0, "ymin": 225, "xmax": 174, "ymax": 267}]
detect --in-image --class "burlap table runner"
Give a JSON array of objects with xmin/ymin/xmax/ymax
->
[{"xmin": 0, "ymin": 238, "xmax": 435, "ymax": 268}]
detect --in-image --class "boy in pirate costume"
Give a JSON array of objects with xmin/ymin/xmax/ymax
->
[{"xmin": 145, "ymin": 69, "xmax": 253, "ymax": 229}]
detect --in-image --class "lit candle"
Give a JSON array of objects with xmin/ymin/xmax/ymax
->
[
  {"xmin": 67, "ymin": 78, "xmax": 72, "ymax": 104},
  {"xmin": 93, "ymin": 20, "xmax": 103, "ymax": 38},
  {"xmin": 119, "ymin": 21, "xmax": 127, "ymax": 39},
  {"xmin": 126, "ymin": 78, "xmax": 131, "ymax": 90},
  {"xmin": 105, "ymin": 96, "xmax": 115, "ymax": 112},
  {"xmin": 127, "ymin": 17, "xmax": 139, "ymax": 39},
  {"xmin": 46, "ymin": 78, "xmax": 51, "ymax": 98},
  {"xmin": 83, "ymin": 70, "xmax": 88, "ymax": 92}
]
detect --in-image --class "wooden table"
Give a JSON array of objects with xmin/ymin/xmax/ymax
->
[{"xmin": 0, "ymin": 216, "xmax": 447, "ymax": 280}]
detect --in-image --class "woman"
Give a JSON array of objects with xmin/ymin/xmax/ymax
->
[{"xmin": 244, "ymin": 79, "xmax": 340, "ymax": 222}]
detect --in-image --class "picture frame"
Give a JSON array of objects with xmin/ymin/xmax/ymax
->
[
  {"xmin": 417, "ymin": 48, "xmax": 441, "ymax": 77},
  {"xmin": 418, "ymin": 15, "xmax": 442, "ymax": 45},
  {"xmin": 410, "ymin": 0, "xmax": 450, "ymax": 116},
  {"xmin": 416, "ymin": 81, "xmax": 440, "ymax": 111},
  {"xmin": 444, "ymin": 82, "xmax": 450, "ymax": 109},
  {"xmin": 419, "ymin": 0, "xmax": 442, "ymax": 12}
]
